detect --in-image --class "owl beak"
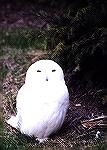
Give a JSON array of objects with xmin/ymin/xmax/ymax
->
[{"xmin": 46, "ymin": 77, "xmax": 48, "ymax": 81}]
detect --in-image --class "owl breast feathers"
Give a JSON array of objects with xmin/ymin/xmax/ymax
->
[{"xmin": 7, "ymin": 59, "xmax": 69, "ymax": 143}]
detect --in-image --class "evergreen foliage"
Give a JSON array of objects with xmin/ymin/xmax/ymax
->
[{"xmin": 44, "ymin": 0, "xmax": 107, "ymax": 87}]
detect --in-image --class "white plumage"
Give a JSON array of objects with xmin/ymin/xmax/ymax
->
[{"xmin": 7, "ymin": 60, "xmax": 69, "ymax": 143}]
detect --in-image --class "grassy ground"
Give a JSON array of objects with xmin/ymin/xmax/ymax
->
[
  {"xmin": 1, "ymin": 27, "xmax": 107, "ymax": 150},
  {"xmin": 0, "ymin": 27, "xmax": 47, "ymax": 50}
]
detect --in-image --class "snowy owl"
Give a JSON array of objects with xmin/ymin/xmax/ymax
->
[{"xmin": 7, "ymin": 59, "xmax": 69, "ymax": 143}]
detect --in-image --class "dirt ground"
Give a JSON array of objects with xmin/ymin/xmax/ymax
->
[{"xmin": 0, "ymin": 1, "xmax": 55, "ymax": 28}]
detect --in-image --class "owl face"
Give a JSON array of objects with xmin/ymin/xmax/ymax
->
[{"xmin": 25, "ymin": 60, "xmax": 65, "ymax": 85}]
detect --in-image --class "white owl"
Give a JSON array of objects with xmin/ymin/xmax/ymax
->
[{"xmin": 7, "ymin": 60, "xmax": 69, "ymax": 143}]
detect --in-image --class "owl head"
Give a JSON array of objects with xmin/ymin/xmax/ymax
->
[{"xmin": 25, "ymin": 60, "xmax": 65, "ymax": 86}]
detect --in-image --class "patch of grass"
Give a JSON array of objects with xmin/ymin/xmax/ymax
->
[
  {"xmin": 93, "ymin": 144, "xmax": 107, "ymax": 150},
  {"xmin": 0, "ymin": 27, "xmax": 47, "ymax": 50}
]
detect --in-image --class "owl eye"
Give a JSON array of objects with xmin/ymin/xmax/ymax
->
[
  {"xmin": 52, "ymin": 69, "xmax": 56, "ymax": 72},
  {"xmin": 37, "ymin": 70, "xmax": 41, "ymax": 72}
]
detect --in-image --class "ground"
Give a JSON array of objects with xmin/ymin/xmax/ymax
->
[
  {"xmin": 0, "ymin": 1, "xmax": 107, "ymax": 150},
  {"xmin": 2, "ymin": 47, "xmax": 107, "ymax": 150}
]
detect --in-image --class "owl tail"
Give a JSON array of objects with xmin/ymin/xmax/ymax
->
[{"xmin": 7, "ymin": 116, "xmax": 18, "ymax": 129}]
